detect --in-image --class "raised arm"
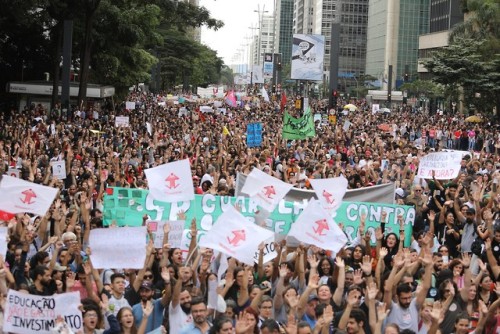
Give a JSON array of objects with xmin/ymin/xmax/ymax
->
[{"xmin": 332, "ymin": 256, "xmax": 345, "ymax": 307}]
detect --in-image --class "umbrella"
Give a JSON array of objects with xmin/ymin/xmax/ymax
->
[
  {"xmin": 379, "ymin": 107, "xmax": 391, "ymax": 113},
  {"xmin": 465, "ymin": 115, "xmax": 482, "ymax": 123},
  {"xmin": 343, "ymin": 104, "xmax": 358, "ymax": 111}
]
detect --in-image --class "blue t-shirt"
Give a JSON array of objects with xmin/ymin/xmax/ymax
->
[{"xmin": 132, "ymin": 298, "xmax": 165, "ymax": 332}]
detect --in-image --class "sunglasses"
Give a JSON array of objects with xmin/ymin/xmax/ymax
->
[{"xmin": 144, "ymin": 275, "xmax": 153, "ymax": 279}]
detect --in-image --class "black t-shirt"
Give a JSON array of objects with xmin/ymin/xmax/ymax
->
[{"xmin": 28, "ymin": 280, "xmax": 57, "ymax": 296}]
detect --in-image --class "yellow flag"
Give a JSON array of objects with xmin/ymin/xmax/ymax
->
[{"xmin": 222, "ymin": 126, "xmax": 230, "ymax": 136}]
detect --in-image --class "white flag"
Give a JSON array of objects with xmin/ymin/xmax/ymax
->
[
  {"xmin": 241, "ymin": 168, "xmax": 293, "ymax": 212},
  {"xmin": 310, "ymin": 176, "xmax": 348, "ymax": 215},
  {"xmin": 288, "ymin": 199, "xmax": 347, "ymax": 253},
  {"xmin": 0, "ymin": 175, "xmax": 58, "ymax": 216},
  {"xmin": 199, "ymin": 206, "xmax": 274, "ymax": 265},
  {"xmin": 144, "ymin": 159, "xmax": 194, "ymax": 202},
  {"xmin": 261, "ymin": 87, "xmax": 270, "ymax": 102}
]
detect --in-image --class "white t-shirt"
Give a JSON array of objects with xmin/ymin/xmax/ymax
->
[
  {"xmin": 169, "ymin": 301, "xmax": 193, "ymax": 334},
  {"xmin": 109, "ymin": 293, "xmax": 131, "ymax": 316}
]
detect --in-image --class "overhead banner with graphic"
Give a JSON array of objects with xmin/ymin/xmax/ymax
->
[
  {"xmin": 291, "ymin": 34, "xmax": 325, "ymax": 81},
  {"xmin": 263, "ymin": 53, "xmax": 274, "ymax": 79},
  {"xmin": 103, "ymin": 188, "xmax": 414, "ymax": 247}
]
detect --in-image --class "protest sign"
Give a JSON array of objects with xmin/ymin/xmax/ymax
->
[
  {"xmin": 51, "ymin": 161, "xmax": 67, "ymax": 179},
  {"xmin": 103, "ymin": 188, "xmax": 415, "ymax": 249},
  {"xmin": 115, "ymin": 116, "xmax": 130, "ymax": 127},
  {"xmin": 246, "ymin": 123, "xmax": 262, "ymax": 148},
  {"xmin": 89, "ymin": 227, "xmax": 147, "ymax": 269},
  {"xmin": 343, "ymin": 120, "xmax": 352, "ymax": 131},
  {"xmin": 125, "ymin": 101, "xmax": 136, "ymax": 110},
  {"xmin": 372, "ymin": 104, "xmax": 380, "ymax": 114},
  {"xmin": 0, "ymin": 227, "xmax": 7, "ymax": 257},
  {"xmin": 7, "ymin": 168, "xmax": 20, "ymax": 178},
  {"xmin": 282, "ymin": 108, "xmax": 316, "ymax": 140},
  {"xmin": 4, "ymin": 290, "xmax": 82, "ymax": 334},
  {"xmin": 253, "ymin": 239, "xmax": 277, "ymax": 264},
  {"xmin": 417, "ymin": 151, "xmax": 463, "ymax": 180},
  {"xmin": 147, "ymin": 220, "xmax": 184, "ymax": 249}
]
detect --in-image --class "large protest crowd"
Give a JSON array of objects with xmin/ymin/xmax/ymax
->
[{"xmin": 0, "ymin": 90, "xmax": 499, "ymax": 334}]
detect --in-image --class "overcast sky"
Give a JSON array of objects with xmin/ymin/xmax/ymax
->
[{"xmin": 200, "ymin": 0, "xmax": 271, "ymax": 65}]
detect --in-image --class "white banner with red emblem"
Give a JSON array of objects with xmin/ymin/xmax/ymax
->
[
  {"xmin": 0, "ymin": 175, "xmax": 58, "ymax": 217},
  {"xmin": 199, "ymin": 206, "xmax": 274, "ymax": 265},
  {"xmin": 144, "ymin": 159, "xmax": 194, "ymax": 203},
  {"xmin": 310, "ymin": 176, "xmax": 348, "ymax": 215},
  {"xmin": 240, "ymin": 168, "xmax": 293, "ymax": 212},
  {"xmin": 288, "ymin": 199, "xmax": 347, "ymax": 253}
]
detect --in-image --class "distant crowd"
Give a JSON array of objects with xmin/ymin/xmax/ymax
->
[{"xmin": 0, "ymin": 91, "xmax": 499, "ymax": 334}]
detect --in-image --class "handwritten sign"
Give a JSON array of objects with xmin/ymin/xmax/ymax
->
[
  {"xmin": 253, "ymin": 239, "xmax": 278, "ymax": 264},
  {"xmin": 417, "ymin": 151, "xmax": 463, "ymax": 180},
  {"xmin": 51, "ymin": 161, "xmax": 67, "ymax": 180},
  {"xmin": 115, "ymin": 116, "xmax": 130, "ymax": 127},
  {"xmin": 4, "ymin": 290, "xmax": 82, "ymax": 334},
  {"xmin": 147, "ymin": 220, "xmax": 184, "ymax": 249},
  {"xmin": 89, "ymin": 227, "xmax": 147, "ymax": 269}
]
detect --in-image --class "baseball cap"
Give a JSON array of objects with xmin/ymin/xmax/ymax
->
[
  {"xmin": 395, "ymin": 188, "xmax": 405, "ymax": 198},
  {"xmin": 307, "ymin": 295, "xmax": 319, "ymax": 303},
  {"xmin": 140, "ymin": 282, "xmax": 153, "ymax": 290},
  {"xmin": 466, "ymin": 208, "xmax": 476, "ymax": 215}
]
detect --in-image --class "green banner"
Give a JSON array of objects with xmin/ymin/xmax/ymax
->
[
  {"xmin": 282, "ymin": 108, "xmax": 316, "ymax": 140},
  {"xmin": 104, "ymin": 188, "xmax": 415, "ymax": 247}
]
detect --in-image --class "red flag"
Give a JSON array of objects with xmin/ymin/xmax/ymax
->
[{"xmin": 280, "ymin": 92, "xmax": 287, "ymax": 112}]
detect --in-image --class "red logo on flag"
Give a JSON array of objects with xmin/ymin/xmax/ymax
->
[
  {"xmin": 313, "ymin": 219, "xmax": 329, "ymax": 236},
  {"xmin": 20, "ymin": 189, "xmax": 37, "ymax": 205},
  {"xmin": 322, "ymin": 190, "xmax": 335, "ymax": 205},
  {"xmin": 227, "ymin": 230, "xmax": 246, "ymax": 247},
  {"xmin": 165, "ymin": 173, "xmax": 180, "ymax": 189},
  {"xmin": 262, "ymin": 186, "xmax": 276, "ymax": 199}
]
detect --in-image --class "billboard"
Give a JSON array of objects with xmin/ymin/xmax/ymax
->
[
  {"xmin": 263, "ymin": 53, "xmax": 274, "ymax": 78},
  {"xmin": 291, "ymin": 34, "xmax": 325, "ymax": 81}
]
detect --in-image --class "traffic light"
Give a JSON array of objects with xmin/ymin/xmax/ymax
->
[
  {"xmin": 277, "ymin": 62, "xmax": 282, "ymax": 71},
  {"xmin": 404, "ymin": 73, "xmax": 409, "ymax": 82},
  {"xmin": 332, "ymin": 90, "xmax": 338, "ymax": 106}
]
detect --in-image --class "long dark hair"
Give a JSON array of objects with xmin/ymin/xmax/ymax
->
[
  {"xmin": 209, "ymin": 316, "xmax": 233, "ymax": 334},
  {"xmin": 117, "ymin": 307, "xmax": 138, "ymax": 334}
]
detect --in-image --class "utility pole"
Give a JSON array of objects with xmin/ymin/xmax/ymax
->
[{"xmin": 254, "ymin": 5, "xmax": 269, "ymax": 66}]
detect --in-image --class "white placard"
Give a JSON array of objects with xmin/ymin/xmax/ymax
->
[
  {"xmin": 51, "ymin": 160, "xmax": 67, "ymax": 180},
  {"xmin": 146, "ymin": 122, "xmax": 152, "ymax": 136},
  {"xmin": 343, "ymin": 120, "xmax": 352, "ymax": 131},
  {"xmin": 89, "ymin": 227, "xmax": 147, "ymax": 269},
  {"xmin": 0, "ymin": 227, "xmax": 7, "ymax": 258},
  {"xmin": 4, "ymin": 290, "xmax": 82, "ymax": 334},
  {"xmin": 115, "ymin": 116, "xmax": 130, "ymax": 127},
  {"xmin": 214, "ymin": 101, "xmax": 222, "ymax": 108},
  {"xmin": 253, "ymin": 239, "xmax": 278, "ymax": 264},
  {"xmin": 200, "ymin": 106, "xmax": 213, "ymax": 113},
  {"xmin": 372, "ymin": 104, "xmax": 380, "ymax": 114},
  {"xmin": 417, "ymin": 151, "xmax": 463, "ymax": 180},
  {"xmin": 314, "ymin": 113, "xmax": 322, "ymax": 122},
  {"xmin": 7, "ymin": 168, "xmax": 19, "ymax": 178},
  {"xmin": 147, "ymin": 220, "xmax": 184, "ymax": 249},
  {"xmin": 126, "ymin": 101, "xmax": 136, "ymax": 110}
]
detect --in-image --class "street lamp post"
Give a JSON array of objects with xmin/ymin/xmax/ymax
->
[{"xmin": 254, "ymin": 5, "xmax": 269, "ymax": 66}]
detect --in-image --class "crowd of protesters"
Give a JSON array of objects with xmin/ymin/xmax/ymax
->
[{"xmin": 0, "ymin": 90, "xmax": 499, "ymax": 334}]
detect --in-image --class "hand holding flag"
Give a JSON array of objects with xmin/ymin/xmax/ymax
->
[
  {"xmin": 144, "ymin": 159, "xmax": 194, "ymax": 203},
  {"xmin": 241, "ymin": 168, "xmax": 293, "ymax": 212},
  {"xmin": 309, "ymin": 176, "xmax": 348, "ymax": 215}
]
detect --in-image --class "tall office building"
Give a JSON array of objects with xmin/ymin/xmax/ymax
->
[
  {"xmin": 365, "ymin": 0, "xmax": 430, "ymax": 89},
  {"xmin": 429, "ymin": 0, "xmax": 463, "ymax": 33},
  {"xmin": 274, "ymin": 0, "xmax": 294, "ymax": 66},
  {"xmin": 418, "ymin": 0, "xmax": 463, "ymax": 79},
  {"xmin": 250, "ymin": 15, "xmax": 275, "ymax": 66}
]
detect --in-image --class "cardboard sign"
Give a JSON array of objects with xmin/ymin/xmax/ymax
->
[{"xmin": 4, "ymin": 290, "xmax": 82, "ymax": 334}]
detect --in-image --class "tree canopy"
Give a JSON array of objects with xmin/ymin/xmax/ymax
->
[{"xmin": 0, "ymin": 0, "xmax": 225, "ymax": 105}]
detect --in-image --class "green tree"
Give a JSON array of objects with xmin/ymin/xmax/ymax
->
[{"xmin": 423, "ymin": 38, "xmax": 500, "ymax": 115}]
